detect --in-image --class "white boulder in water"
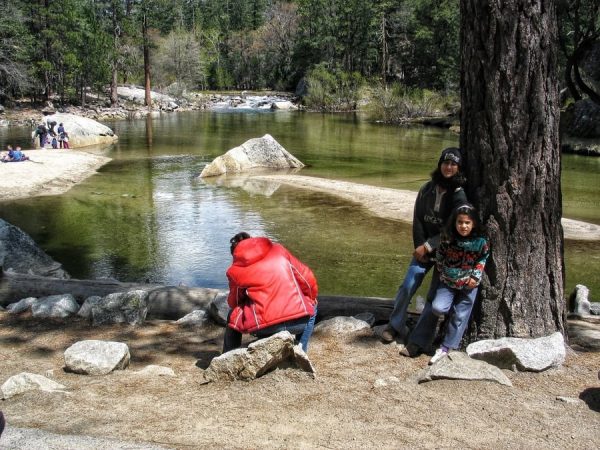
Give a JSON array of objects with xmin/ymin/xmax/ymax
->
[
  {"xmin": 35, "ymin": 112, "xmax": 118, "ymax": 148},
  {"xmin": 199, "ymin": 134, "xmax": 304, "ymax": 177}
]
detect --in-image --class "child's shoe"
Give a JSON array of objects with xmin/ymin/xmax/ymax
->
[{"xmin": 428, "ymin": 347, "xmax": 448, "ymax": 365}]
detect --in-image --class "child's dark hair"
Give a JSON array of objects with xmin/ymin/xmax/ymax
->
[
  {"xmin": 443, "ymin": 204, "xmax": 483, "ymax": 240},
  {"xmin": 230, "ymin": 231, "xmax": 251, "ymax": 254}
]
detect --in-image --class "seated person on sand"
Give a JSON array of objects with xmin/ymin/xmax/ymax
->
[
  {"xmin": 223, "ymin": 232, "xmax": 318, "ymax": 354},
  {"xmin": 1, "ymin": 145, "xmax": 13, "ymax": 162},
  {"xmin": 2, "ymin": 146, "xmax": 30, "ymax": 162}
]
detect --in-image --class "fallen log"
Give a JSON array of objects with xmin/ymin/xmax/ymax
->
[{"xmin": 0, "ymin": 271, "xmax": 407, "ymax": 322}]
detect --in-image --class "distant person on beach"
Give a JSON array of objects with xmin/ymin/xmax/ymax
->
[
  {"xmin": 380, "ymin": 147, "xmax": 468, "ymax": 346},
  {"xmin": 1, "ymin": 145, "xmax": 13, "ymax": 161},
  {"xmin": 403, "ymin": 204, "xmax": 490, "ymax": 364},
  {"xmin": 60, "ymin": 130, "xmax": 70, "ymax": 149},
  {"xmin": 223, "ymin": 232, "xmax": 318, "ymax": 354},
  {"xmin": 1, "ymin": 145, "xmax": 29, "ymax": 162},
  {"xmin": 33, "ymin": 123, "xmax": 48, "ymax": 148}
]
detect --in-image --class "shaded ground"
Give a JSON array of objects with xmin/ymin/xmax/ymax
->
[{"xmin": 0, "ymin": 311, "xmax": 599, "ymax": 449}]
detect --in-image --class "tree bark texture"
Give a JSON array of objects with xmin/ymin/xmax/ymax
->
[{"xmin": 460, "ymin": 0, "xmax": 566, "ymax": 339}]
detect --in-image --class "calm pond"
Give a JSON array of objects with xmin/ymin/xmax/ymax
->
[{"xmin": 1, "ymin": 110, "xmax": 599, "ymax": 299}]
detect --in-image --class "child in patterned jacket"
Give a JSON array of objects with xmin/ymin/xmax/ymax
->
[{"xmin": 428, "ymin": 203, "xmax": 490, "ymax": 364}]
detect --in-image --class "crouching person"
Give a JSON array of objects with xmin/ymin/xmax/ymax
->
[{"xmin": 223, "ymin": 232, "xmax": 318, "ymax": 354}]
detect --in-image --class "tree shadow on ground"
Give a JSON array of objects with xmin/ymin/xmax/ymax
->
[{"xmin": 579, "ymin": 387, "xmax": 600, "ymax": 412}]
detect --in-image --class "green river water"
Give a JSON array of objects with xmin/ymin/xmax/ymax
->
[{"xmin": 0, "ymin": 110, "xmax": 599, "ymax": 299}]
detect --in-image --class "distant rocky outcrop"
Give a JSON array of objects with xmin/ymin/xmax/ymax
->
[
  {"xmin": 117, "ymin": 86, "xmax": 179, "ymax": 111},
  {"xmin": 36, "ymin": 112, "xmax": 118, "ymax": 148},
  {"xmin": 0, "ymin": 219, "xmax": 69, "ymax": 279},
  {"xmin": 199, "ymin": 134, "xmax": 304, "ymax": 177}
]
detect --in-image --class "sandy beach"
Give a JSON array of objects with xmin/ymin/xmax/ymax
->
[
  {"xmin": 0, "ymin": 149, "xmax": 110, "ymax": 201},
  {"xmin": 0, "ymin": 153, "xmax": 598, "ymax": 240}
]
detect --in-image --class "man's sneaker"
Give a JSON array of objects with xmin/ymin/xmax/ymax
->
[
  {"xmin": 399, "ymin": 342, "xmax": 421, "ymax": 357},
  {"xmin": 428, "ymin": 347, "xmax": 448, "ymax": 365},
  {"xmin": 380, "ymin": 325, "xmax": 398, "ymax": 343}
]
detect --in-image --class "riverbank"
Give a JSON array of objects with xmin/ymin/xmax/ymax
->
[{"xmin": 0, "ymin": 150, "xmax": 110, "ymax": 201}]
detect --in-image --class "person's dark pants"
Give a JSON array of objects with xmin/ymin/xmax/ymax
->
[{"xmin": 223, "ymin": 307, "xmax": 317, "ymax": 354}]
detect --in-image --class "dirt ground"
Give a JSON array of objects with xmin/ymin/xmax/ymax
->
[{"xmin": 0, "ymin": 311, "xmax": 598, "ymax": 449}]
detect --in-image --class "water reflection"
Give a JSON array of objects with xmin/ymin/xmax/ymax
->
[{"xmin": 0, "ymin": 110, "xmax": 599, "ymax": 298}]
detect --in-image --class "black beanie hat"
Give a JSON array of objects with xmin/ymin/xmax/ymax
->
[{"xmin": 438, "ymin": 147, "xmax": 462, "ymax": 167}]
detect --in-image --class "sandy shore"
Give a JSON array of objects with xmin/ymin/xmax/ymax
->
[
  {"xmin": 253, "ymin": 174, "xmax": 600, "ymax": 241},
  {"xmin": 1, "ymin": 155, "xmax": 598, "ymax": 241},
  {"xmin": 0, "ymin": 149, "xmax": 110, "ymax": 201}
]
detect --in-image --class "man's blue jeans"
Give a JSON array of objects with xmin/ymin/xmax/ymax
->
[
  {"xmin": 389, "ymin": 257, "xmax": 437, "ymax": 334},
  {"xmin": 223, "ymin": 307, "xmax": 317, "ymax": 354}
]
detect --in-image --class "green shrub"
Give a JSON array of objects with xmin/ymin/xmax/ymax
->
[
  {"xmin": 368, "ymin": 83, "xmax": 456, "ymax": 123},
  {"xmin": 304, "ymin": 63, "xmax": 364, "ymax": 112}
]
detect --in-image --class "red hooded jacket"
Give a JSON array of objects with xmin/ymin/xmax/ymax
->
[{"xmin": 226, "ymin": 237, "xmax": 318, "ymax": 333}]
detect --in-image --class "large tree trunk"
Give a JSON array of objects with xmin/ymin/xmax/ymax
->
[
  {"xmin": 460, "ymin": 1, "xmax": 566, "ymax": 339},
  {"xmin": 143, "ymin": 11, "xmax": 152, "ymax": 108}
]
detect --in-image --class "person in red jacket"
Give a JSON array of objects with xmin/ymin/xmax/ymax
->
[{"xmin": 223, "ymin": 232, "xmax": 318, "ymax": 354}]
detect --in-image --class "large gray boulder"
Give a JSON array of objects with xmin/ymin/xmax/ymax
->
[
  {"xmin": 418, "ymin": 352, "xmax": 512, "ymax": 386},
  {"xmin": 466, "ymin": 331, "xmax": 566, "ymax": 372},
  {"xmin": 199, "ymin": 134, "xmax": 304, "ymax": 177},
  {"xmin": 1, "ymin": 372, "xmax": 66, "ymax": 399},
  {"xmin": 202, "ymin": 331, "xmax": 315, "ymax": 382},
  {"xmin": 117, "ymin": 85, "xmax": 177, "ymax": 108},
  {"xmin": 0, "ymin": 219, "xmax": 69, "ymax": 279},
  {"xmin": 64, "ymin": 340, "xmax": 130, "ymax": 375},
  {"xmin": 37, "ymin": 112, "xmax": 118, "ymax": 148},
  {"xmin": 91, "ymin": 290, "xmax": 149, "ymax": 325},
  {"xmin": 31, "ymin": 294, "xmax": 79, "ymax": 318}
]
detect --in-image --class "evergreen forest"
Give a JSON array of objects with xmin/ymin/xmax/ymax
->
[{"xmin": 0, "ymin": 0, "xmax": 598, "ymax": 110}]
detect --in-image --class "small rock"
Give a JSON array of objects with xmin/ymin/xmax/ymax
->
[
  {"xmin": 1, "ymin": 372, "xmax": 66, "ymax": 399},
  {"xmin": 64, "ymin": 340, "xmax": 130, "ymax": 375},
  {"xmin": 134, "ymin": 365, "xmax": 176, "ymax": 377},
  {"xmin": 77, "ymin": 296, "xmax": 103, "ymax": 319},
  {"xmin": 556, "ymin": 396, "xmax": 584, "ymax": 405},
  {"xmin": 176, "ymin": 310, "xmax": 209, "ymax": 326},
  {"xmin": 314, "ymin": 316, "xmax": 371, "ymax": 335},
  {"xmin": 373, "ymin": 376, "xmax": 400, "ymax": 388},
  {"xmin": 418, "ymin": 352, "xmax": 512, "ymax": 386}
]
